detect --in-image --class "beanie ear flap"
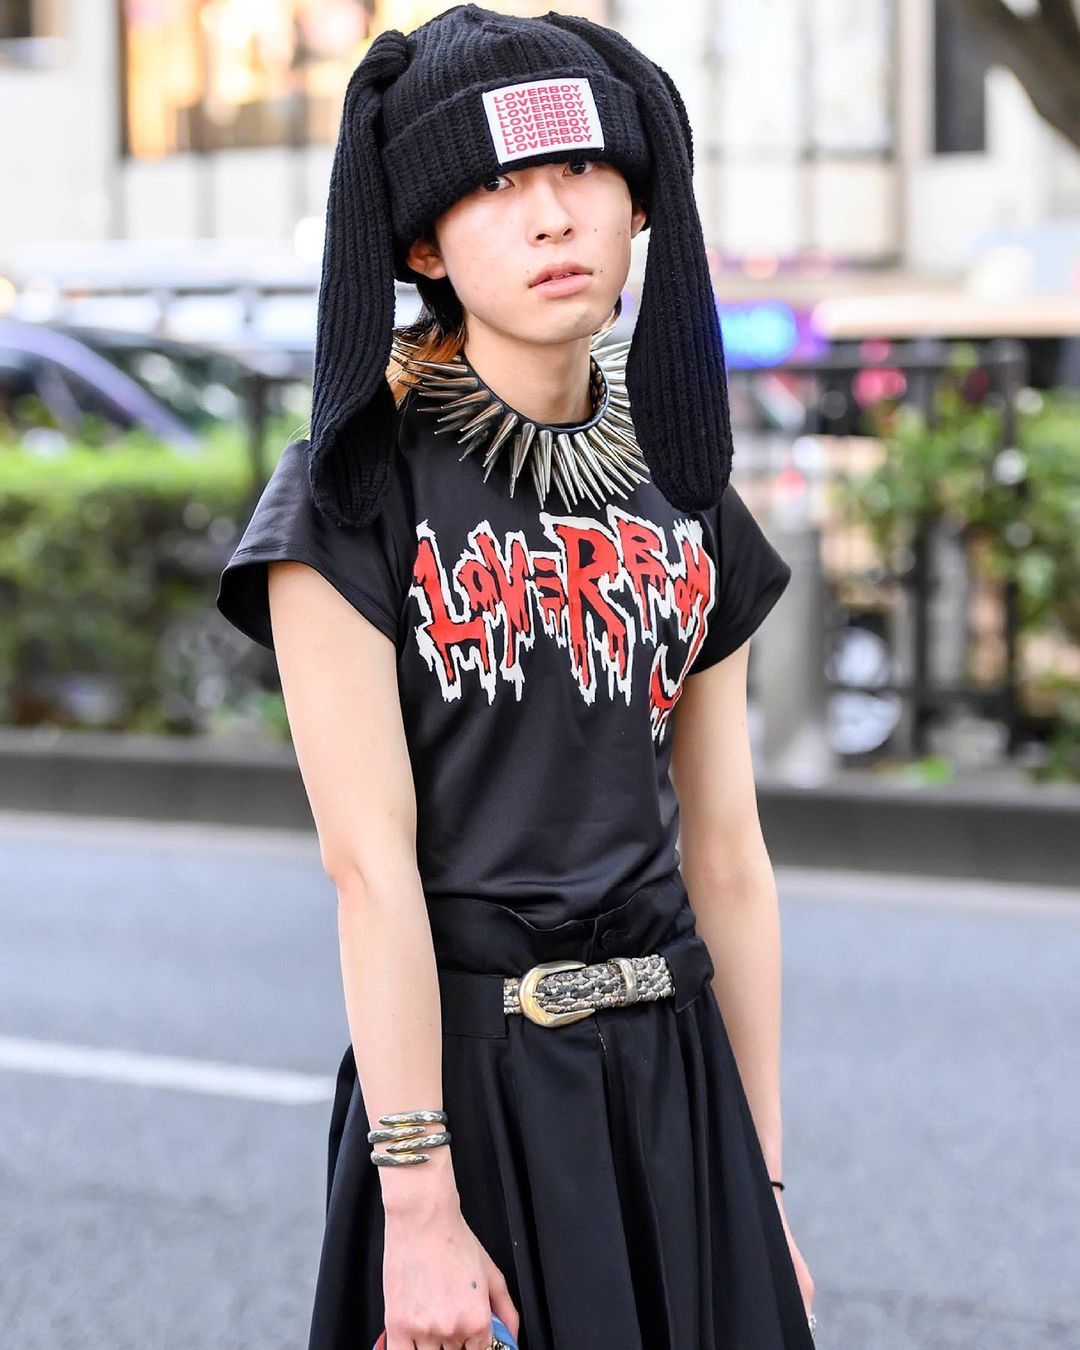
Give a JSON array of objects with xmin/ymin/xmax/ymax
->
[
  {"xmin": 543, "ymin": 14, "xmax": 731, "ymax": 511},
  {"xmin": 308, "ymin": 30, "xmax": 410, "ymax": 529}
]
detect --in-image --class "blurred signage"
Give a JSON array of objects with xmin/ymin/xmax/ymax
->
[{"xmin": 716, "ymin": 300, "xmax": 828, "ymax": 369}]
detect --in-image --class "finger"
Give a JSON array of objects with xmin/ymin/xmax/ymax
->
[
  {"xmin": 491, "ymin": 1304, "xmax": 520, "ymax": 1342},
  {"xmin": 488, "ymin": 1285, "xmax": 520, "ymax": 1345}
]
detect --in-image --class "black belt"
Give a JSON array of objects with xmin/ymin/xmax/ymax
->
[{"xmin": 438, "ymin": 929, "xmax": 715, "ymax": 1038}]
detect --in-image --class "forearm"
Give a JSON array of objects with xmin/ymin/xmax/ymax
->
[
  {"xmin": 682, "ymin": 845, "xmax": 785, "ymax": 1177},
  {"xmin": 335, "ymin": 860, "xmax": 462, "ymax": 1218}
]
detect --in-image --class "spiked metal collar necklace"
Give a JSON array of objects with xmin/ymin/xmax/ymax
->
[{"xmin": 390, "ymin": 331, "xmax": 651, "ymax": 512}]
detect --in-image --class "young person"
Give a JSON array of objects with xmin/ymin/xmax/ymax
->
[{"xmin": 217, "ymin": 7, "xmax": 817, "ymax": 1348}]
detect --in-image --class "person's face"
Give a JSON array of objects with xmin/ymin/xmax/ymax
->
[{"xmin": 405, "ymin": 157, "xmax": 647, "ymax": 345}]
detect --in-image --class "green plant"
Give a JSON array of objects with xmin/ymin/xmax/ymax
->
[
  {"xmin": 0, "ymin": 419, "xmax": 295, "ymax": 736},
  {"xmin": 834, "ymin": 351, "xmax": 1080, "ymax": 778}
]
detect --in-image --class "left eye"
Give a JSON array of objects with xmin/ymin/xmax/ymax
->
[{"xmin": 566, "ymin": 159, "xmax": 594, "ymax": 174}]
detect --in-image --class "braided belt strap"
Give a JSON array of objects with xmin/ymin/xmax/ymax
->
[{"xmin": 503, "ymin": 953, "xmax": 674, "ymax": 1026}]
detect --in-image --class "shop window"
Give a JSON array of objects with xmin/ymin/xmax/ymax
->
[{"xmin": 120, "ymin": 0, "xmax": 376, "ymax": 158}]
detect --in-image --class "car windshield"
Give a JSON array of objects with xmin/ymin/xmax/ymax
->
[{"xmin": 79, "ymin": 336, "xmax": 246, "ymax": 433}]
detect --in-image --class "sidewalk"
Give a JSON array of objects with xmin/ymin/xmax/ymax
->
[{"xmin": 2, "ymin": 726, "xmax": 1077, "ymax": 887}]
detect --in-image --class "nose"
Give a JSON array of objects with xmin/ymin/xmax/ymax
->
[{"xmin": 524, "ymin": 172, "xmax": 575, "ymax": 242}]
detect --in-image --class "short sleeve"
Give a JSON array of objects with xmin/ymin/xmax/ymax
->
[
  {"xmin": 215, "ymin": 438, "xmax": 411, "ymax": 653},
  {"xmin": 686, "ymin": 480, "xmax": 792, "ymax": 676}
]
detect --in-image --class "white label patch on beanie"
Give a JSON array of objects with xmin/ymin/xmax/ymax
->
[{"xmin": 481, "ymin": 77, "xmax": 605, "ymax": 164}]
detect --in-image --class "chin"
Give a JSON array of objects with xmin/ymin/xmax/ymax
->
[{"xmin": 535, "ymin": 305, "xmax": 612, "ymax": 342}]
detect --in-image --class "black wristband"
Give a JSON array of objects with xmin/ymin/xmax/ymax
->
[{"xmin": 770, "ymin": 1179, "xmax": 785, "ymax": 1191}]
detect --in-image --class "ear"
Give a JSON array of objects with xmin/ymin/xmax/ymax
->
[{"xmin": 404, "ymin": 230, "xmax": 448, "ymax": 282}]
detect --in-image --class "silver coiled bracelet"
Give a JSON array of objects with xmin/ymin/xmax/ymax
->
[{"xmin": 368, "ymin": 1108, "xmax": 451, "ymax": 1166}]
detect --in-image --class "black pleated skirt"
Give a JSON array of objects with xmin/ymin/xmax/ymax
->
[{"xmin": 307, "ymin": 868, "xmax": 815, "ymax": 1350}]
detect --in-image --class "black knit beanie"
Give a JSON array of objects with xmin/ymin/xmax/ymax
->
[{"xmin": 309, "ymin": 2, "xmax": 733, "ymax": 528}]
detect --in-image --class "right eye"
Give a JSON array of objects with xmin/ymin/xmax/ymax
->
[{"xmin": 479, "ymin": 174, "xmax": 511, "ymax": 193}]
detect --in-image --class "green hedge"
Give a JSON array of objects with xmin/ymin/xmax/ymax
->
[{"xmin": 0, "ymin": 420, "xmax": 295, "ymax": 738}]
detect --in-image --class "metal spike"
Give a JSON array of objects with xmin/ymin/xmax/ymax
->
[
  {"xmin": 583, "ymin": 427, "xmax": 636, "ymax": 492},
  {"xmin": 597, "ymin": 421, "xmax": 646, "ymax": 466},
  {"xmin": 433, "ymin": 411, "xmax": 485, "ymax": 436},
  {"xmin": 412, "ymin": 375, "xmax": 480, "ymax": 392},
  {"xmin": 508, "ymin": 421, "xmax": 536, "ymax": 493},
  {"xmin": 528, "ymin": 451, "xmax": 546, "ymax": 507},
  {"xmin": 455, "ymin": 421, "xmax": 494, "ymax": 460},
  {"xmin": 457, "ymin": 399, "xmax": 506, "ymax": 437},
  {"xmin": 549, "ymin": 447, "xmax": 578, "ymax": 513},
  {"xmin": 604, "ymin": 431, "xmax": 651, "ymax": 479},
  {"xmin": 579, "ymin": 431, "xmax": 627, "ymax": 499},
  {"xmin": 482, "ymin": 411, "xmax": 521, "ymax": 468},
  {"xmin": 429, "ymin": 389, "xmax": 491, "ymax": 416},
  {"xmin": 483, "ymin": 415, "xmax": 526, "ymax": 475},
  {"xmin": 554, "ymin": 432, "xmax": 587, "ymax": 500},
  {"xmin": 605, "ymin": 408, "xmax": 636, "ymax": 431},
  {"xmin": 602, "ymin": 420, "xmax": 638, "ymax": 452},
  {"xmin": 407, "ymin": 359, "xmax": 472, "ymax": 374},
  {"xmin": 484, "ymin": 429, "xmax": 519, "ymax": 481},
  {"xmin": 412, "ymin": 392, "xmax": 478, "ymax": 410},
  {"xmin": 569, "ymin": 433, "xmax": 605, "ymax": 507},
  {"xmin": 536, "ymin": 427, "xmax": 554, "ymax": 499},
  {"xmin": 431, "ymin": 411, "xmax": 478, "ymax": 434}
]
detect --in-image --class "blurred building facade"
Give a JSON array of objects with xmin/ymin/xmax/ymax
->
[{"xmin": 1, "ymin": 0, "xmax": 1078, "ymax": 298}]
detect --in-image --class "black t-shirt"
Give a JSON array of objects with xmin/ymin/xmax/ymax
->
[{"xmin": 216, "ymin": 384, "xmax": 791, "ymax": 926}]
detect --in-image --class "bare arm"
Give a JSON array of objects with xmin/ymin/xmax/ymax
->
[
  {"xmin": 672, "ymin": 637, "xmax": 816, "ymax": 1318},
  {"xmin": 670, "ymin": 637, "xmax": 784, "ymax": 1179},
  {"xmin": 266, "ymin": 560, "xmax": 518, "ymax": 1350},
  {"xmin": 268, "ymin": 558, "xmax": 454, "ymax": 1210}
]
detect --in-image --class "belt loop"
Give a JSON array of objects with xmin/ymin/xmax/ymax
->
[{"xmin": 438, "ymin": 968, "xmax": 508, "ymax": 1039}]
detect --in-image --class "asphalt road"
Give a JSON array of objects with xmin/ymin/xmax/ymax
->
[{"xmin": 1, "ymin": 810, "xmax": 1077, "ymax": 1350}]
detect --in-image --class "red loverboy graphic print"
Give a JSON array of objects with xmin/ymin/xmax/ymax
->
[{"xmin": 407, "ymin": 503, "xmax": 717, "ymax": 743}]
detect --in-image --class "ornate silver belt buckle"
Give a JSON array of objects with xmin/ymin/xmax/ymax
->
[{"xmin": 517, "ymin": 959, "xmax": 594, "ymax": 1027}]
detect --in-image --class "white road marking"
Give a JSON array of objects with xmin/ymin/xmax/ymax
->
[{"xmin": 0, "ymin": 1034, "xmax": 335, "ymax": 1104}]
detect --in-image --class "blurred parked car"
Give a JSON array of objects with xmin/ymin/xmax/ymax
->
[
  {"xmin": 0, "ymin": 317, "xmax": 202, "ymax": 449},
  {"xmin": 0, "ymin": 317, "xmax": 315, "ymax": 451}
]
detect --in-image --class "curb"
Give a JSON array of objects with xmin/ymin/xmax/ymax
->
[
  {"xmin": 755, "ymin": 772, "xmax": 1079, "ymax": 888},
  {"xmin": 2, "ymin": 728, "xmax": 1078, "ymax": 887}
]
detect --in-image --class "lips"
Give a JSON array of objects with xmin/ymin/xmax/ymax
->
[{"xmin": 530, "ymin": 263, "xmax": 590, "ymax": 287}]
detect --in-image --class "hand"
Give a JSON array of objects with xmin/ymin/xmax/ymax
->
[
  {"xmin": 773, "ymin": 1191, "xmax": 815, "ymax": 1324},
  {"xmin": 383, "ymin": 1197, "xmax": 520, "ymax": 1350}
]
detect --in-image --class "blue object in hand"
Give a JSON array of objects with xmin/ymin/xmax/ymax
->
[
  {"xmin": 373, "ymin": 1314, "xmax": 518, "ymax": 1349},
  {"xmin": 492, "ymin": 1314, "xmax": 518, "ymax": 1347}
]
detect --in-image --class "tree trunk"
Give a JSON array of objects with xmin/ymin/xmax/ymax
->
[{"xmin": 944, "ymin": 0, "xmax": 1080, "ymax": 152}]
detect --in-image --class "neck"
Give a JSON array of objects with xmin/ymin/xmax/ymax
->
[{"xmin": 461, "ymin": 323, "xmax": 594, "ymax": 425}]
